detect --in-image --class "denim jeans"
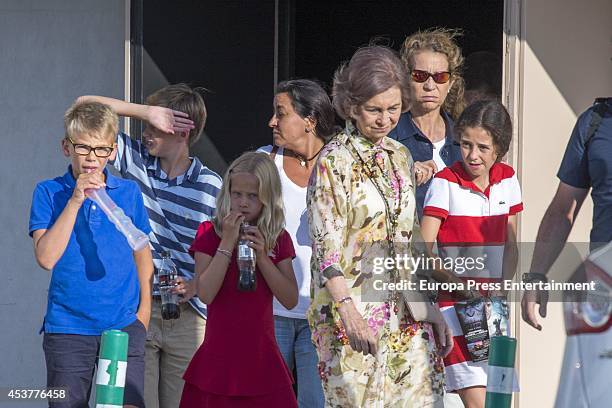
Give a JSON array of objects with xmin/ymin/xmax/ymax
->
[{"xmin": 274, "ymin": 316, "xmax": 325, "ymax": 408}]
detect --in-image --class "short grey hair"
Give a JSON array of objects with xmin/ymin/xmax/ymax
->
[{"xmin": 332, "ymin": 45, "xmax": 410, "ymax": 120}]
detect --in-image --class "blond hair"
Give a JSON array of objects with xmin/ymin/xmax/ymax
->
[
  {"xmin": 64, "ymin": 101, "xmax": 118, "ymax": 141},
  {"xmin": 213, "ymin": 152, "xmax": 285, "ymax": 252},
  {"xmin": 146, "ymin": 83, "xmax": 207, "ymax": 146},
  {"xmin": 400, "ymin": 28, "xmax": 465, "ymax": 120}
]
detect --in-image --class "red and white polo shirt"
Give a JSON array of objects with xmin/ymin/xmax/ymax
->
[
  {"xmin": 424, "ymin": 161, "xmax": 523, "ymax": 290},
  {"xmin": 424, "ymin": 161, "xmax": 522, "ymax": 243},
  {"xmin": 423, "ymin": 161, "xmax": 523, "ymax": 391}
]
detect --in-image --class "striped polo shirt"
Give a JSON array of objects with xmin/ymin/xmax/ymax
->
[
  {"xmin": 424, "ymin": 161, "xmax": 523, "ymax": 287},
  {"xmin": 423, "ymin": 161, "xmax": 522, "ymax": 390},
  {"xmin": 112, "ymin": 132, "xmax": 222, "ymax": 317}
]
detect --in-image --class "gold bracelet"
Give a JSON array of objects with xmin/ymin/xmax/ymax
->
[
  {"xmin": 334, "ymin": 296, "xmax": 353, "ymax": 310},
  {"xmin": 216, "ymin": 248, "xmax": 232, "ymax": 259}
]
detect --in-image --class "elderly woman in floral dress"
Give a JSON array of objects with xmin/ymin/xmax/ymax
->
[{"xmin": 307, "ymin": 45, "xmax": 453, "ymax": 408}]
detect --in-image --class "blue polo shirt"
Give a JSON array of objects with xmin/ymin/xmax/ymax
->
[
  {"xmin": 29, "ymin": 166, "xmax": 152, "ymax": 335},
  {"xmin": 557, "ymin": 101, "xmax": 612, "ymax": 246},
  {"xmin": 389, "ymin": 110, "xmax": 462, "ymax": 218}
]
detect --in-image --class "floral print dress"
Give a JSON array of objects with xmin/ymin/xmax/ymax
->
[{"xmin": 307, "ymin": 122, "xmax": 445, "ymax": 407}]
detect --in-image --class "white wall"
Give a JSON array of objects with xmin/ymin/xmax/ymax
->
[
  {"xmin": 0, "ymin": 1, "xmax": 126, "ymax": 405},
  {"xmin": 514, "ymin": 0, "xmax": 612, "ymax": 407}
]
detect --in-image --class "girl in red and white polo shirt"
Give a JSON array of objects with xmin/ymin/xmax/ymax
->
[{"xmin": 421, "ymin": 100, "xmax": 522, "ymax": 408}]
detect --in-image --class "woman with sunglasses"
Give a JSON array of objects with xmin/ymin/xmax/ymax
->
[{"xmin": 389, "ymin": 28, "xmax": 465, "ymax": 219}]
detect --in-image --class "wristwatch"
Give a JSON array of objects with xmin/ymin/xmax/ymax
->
[{"xmin": 522, "ymin": 273, "xmax": 548, "ymax": 284}]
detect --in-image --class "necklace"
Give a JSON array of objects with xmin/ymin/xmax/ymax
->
[
  {"xmin": 361, "ymin": 149, "xmax": 403, "ymax": 247},
  {"xmin": 289, "ymin": 145, "xmax": 325, "ymax": 167},
  {"xmin": 347, "ymin": 137, "xmax": 404, "ymax": 313}
]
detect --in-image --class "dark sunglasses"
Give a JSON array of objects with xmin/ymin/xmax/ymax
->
[
  {"xmin": 66, "ymin": 136, "xmax": 114, "ymax": 158},
  {"xmin": 411, "ymin": 69, "xmax": 451, "ymax": 84}
]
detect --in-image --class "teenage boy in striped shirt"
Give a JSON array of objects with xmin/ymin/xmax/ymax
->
[{"xmin": 78, "ymin": 84, "xmax": 222, "ymax": 408}]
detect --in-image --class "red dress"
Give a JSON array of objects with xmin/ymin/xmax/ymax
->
[{"xmin": 180, "ymin": 221, "xmax": 297, "ymax": 408}]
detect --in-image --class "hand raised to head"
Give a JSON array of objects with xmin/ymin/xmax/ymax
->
[{"xmin": 147, "ymin": 106, "xmax": 195, "ymax": 135}]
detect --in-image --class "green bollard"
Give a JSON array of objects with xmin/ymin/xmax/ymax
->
[
  {"xmin": 95, "ymin": 329, "xmax": 129, "ymax": 408},
  {"xmin": 485, "ymin": 336, "xmax": 516, "ymax": 408}
]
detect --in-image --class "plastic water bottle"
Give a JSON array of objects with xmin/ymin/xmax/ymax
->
[
  {"xmin": 87, "ymin": 188, "xmax": 149, "ymax": 251},
  {"xmin": 95, "ymin": 330, "xmax": 128, "ymax": 408},
  {"xmin": 237, "ymin": 222, "xmax": 257, "ymax": 291},
  {"xmin": 158, "ymin": 251, "xmax": 180, "ymax": 320}
]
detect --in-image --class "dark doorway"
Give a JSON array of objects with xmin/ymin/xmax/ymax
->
[
  {"xmin": 282, "ymin": 0, "xmax": 503, "ymax": 92},
  {"xmin": 134, "ymin": 1, "xmax": 503, "ymax": 172},
  {"xmin": 135, "ymin": 0, "xmax": 276, "ymax": 174}
]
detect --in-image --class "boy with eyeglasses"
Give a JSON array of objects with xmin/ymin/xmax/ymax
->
[
  {"xmin": 28, "ymin": 101, "xmax": 153, "ymax": 408},
  {"xmin": 78, "ymin": 84, "xmax": 222, "ymax": 408}
]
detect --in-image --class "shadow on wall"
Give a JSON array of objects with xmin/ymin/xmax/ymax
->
[{"xmin": 143, "ymin": 49, "xmax": 228, "ymax": 175}]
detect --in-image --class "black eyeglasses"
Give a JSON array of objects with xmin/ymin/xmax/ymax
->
[
  {"xmin": 411, "ymin": 69, "xmax": 452, "ymax": 84},
  {"xmin": 66, "ymin": 136, "xmax": 114, "ymax": 158}
]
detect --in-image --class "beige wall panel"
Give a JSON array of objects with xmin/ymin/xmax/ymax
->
[{"xmin": 514, "ymin": 0, "xmax": 612, "ymax": 407}]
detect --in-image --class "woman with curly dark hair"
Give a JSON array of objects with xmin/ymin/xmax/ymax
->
[{"xmin": 257, "ymin": 79, "xmax": 336, "ymax": 407}]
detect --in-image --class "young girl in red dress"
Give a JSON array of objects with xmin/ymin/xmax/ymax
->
[{"xmin": 180, "ymin": 152, "xmax": 299, "ymax": 408}]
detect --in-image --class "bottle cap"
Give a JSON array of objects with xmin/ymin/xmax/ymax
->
[{"xmin": 240, "ymin": 221, "xmax": 251, "ymax": 234}]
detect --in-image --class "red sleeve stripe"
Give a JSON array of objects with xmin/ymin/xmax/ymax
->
[
  {"xmin": 509, "ymin": 203, "xmax": 524, "ymax": 215},
  {"xmin": 423, "ymin": 205, "xmax": 449, "ymax": 220}
]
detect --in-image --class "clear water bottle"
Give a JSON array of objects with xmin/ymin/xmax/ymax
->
[
  {"xmin": 158, "ymin": 251, "xmax": 180, "ymax": 319},
  {"xmin": 237, "ymin": 222, "xmax": 257, "ymax": 292},
  {"xmin": 87, "ymin": 188, "xmax": 149, "ymax": 251}
]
